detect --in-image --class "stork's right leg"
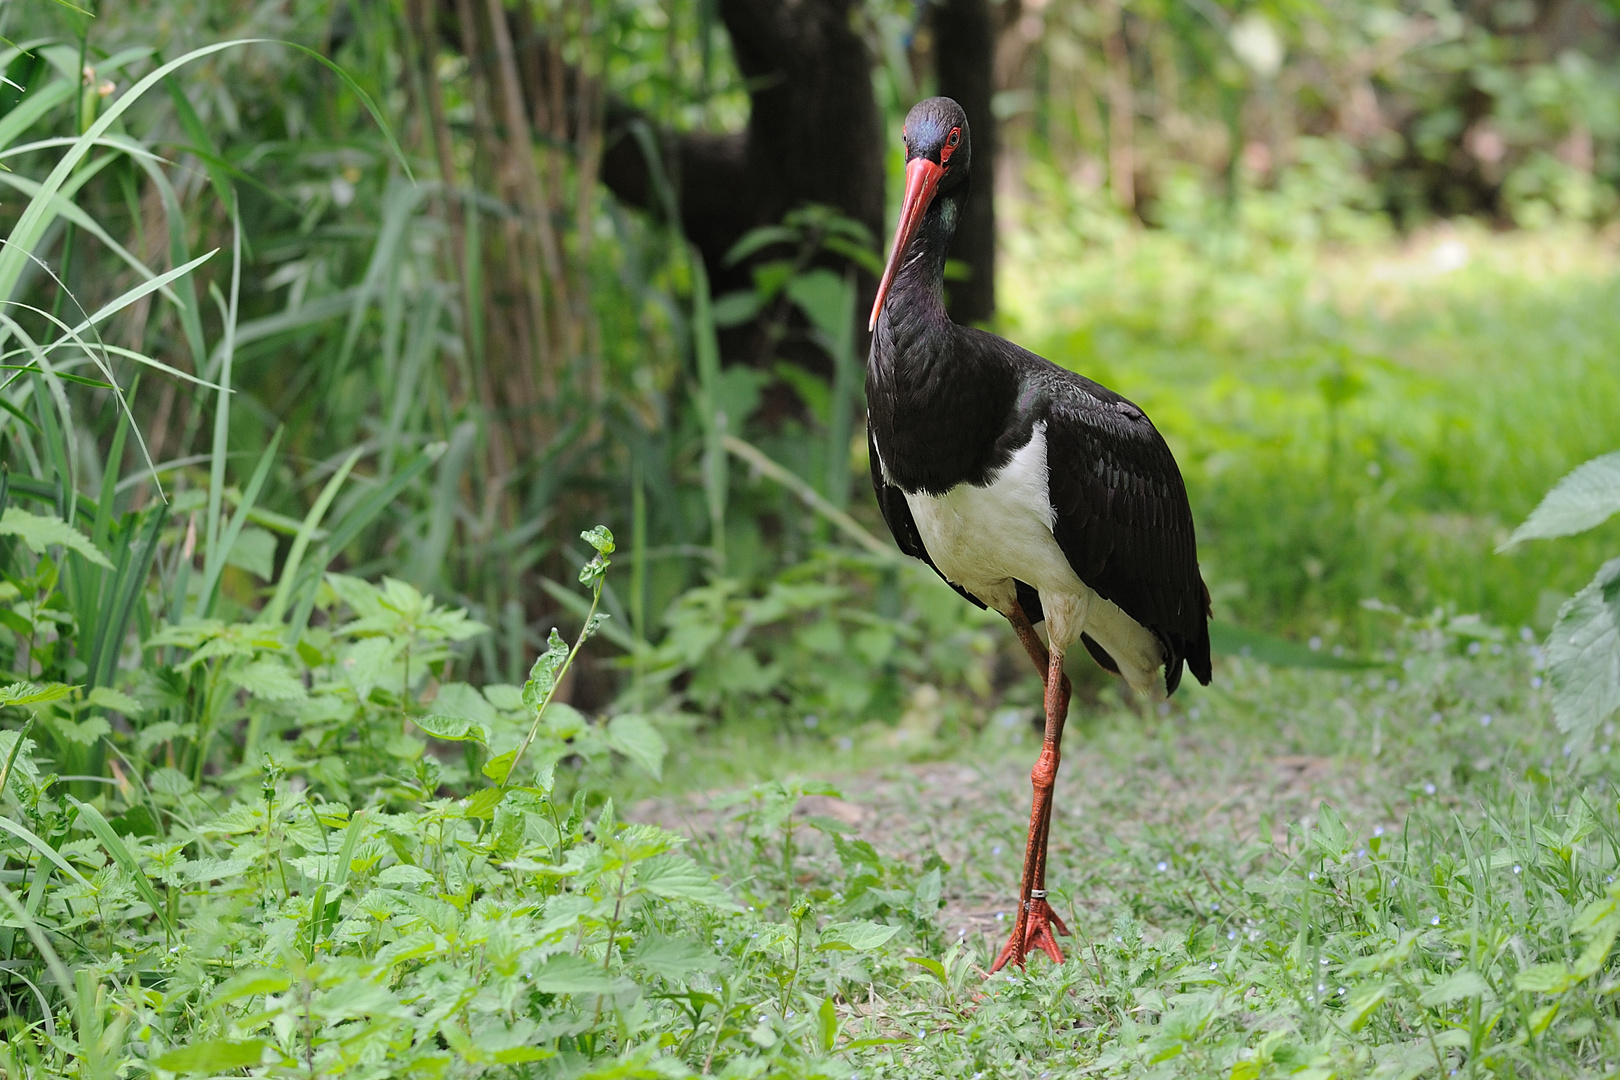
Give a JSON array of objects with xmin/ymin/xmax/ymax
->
[
  {"xmin": 1008, "ymin": 601, "xmax": 1059, "ymax": 688},
  {"xmin": 991, "ymin": 643, "xmax": 1073, "ymax": 972}
]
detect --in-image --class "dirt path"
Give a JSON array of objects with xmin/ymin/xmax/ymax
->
[{"xmin": 632, "ymin": 721, "xmax": 1401, "ymax": 950}]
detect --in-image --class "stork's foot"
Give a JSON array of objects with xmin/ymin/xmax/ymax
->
[{"xmin": 989, "ymin": 893, "xmax": 1070, "ymax": 972}]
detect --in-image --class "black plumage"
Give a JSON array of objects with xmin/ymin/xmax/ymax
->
[{"xmin": 866, "ymin": 99, "xmax": 1210, "ymax": 695}]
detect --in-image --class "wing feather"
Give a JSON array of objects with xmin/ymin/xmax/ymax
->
[{"xmin": 1041, "ymin": 375, "xmax": 1212, "ymax": 692}]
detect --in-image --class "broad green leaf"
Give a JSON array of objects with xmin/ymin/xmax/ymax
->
[
  {"xmin": 606, "ymin": 714, "xmax": 668, "ymax": 780},
  {"xmin": 0, "ymin": 507, "xmax": 111, "ymax": 568},
  {"xmin": 582, "ymin": 525, "xmax": 615, "ymax": 555},
  {"xmin": 1505, "ymin": 450, "xmax": 1620, "ymax": 547},
  {"xmin": 636, "ymin": 853, "xmax": 736, "ymax": 907},
  {"xmin": 378, "ymin": 864, "xmax": 435, "ymax": 888},
  {"xmin": 51, "ymin": 714, "xmax": 110, "ymax": 745},
  {"xmin": 712, "ymin": 290, "xmax": 763, "ymax": 328},
  {"xmin": 225, "ymin": 525, "xmax": 277, "ymax": 579},
  {"xmin": 1574, "ymin": 917, "xmax": 1620, "ymax": 978},
  {"xmin": 818, "ymin": 921, "xmax": 902, "ymax": 951},
  {"xmin": 904, "ymin": 956, "xmax": 948, "ymax": 982},
  {"xmin": 723, "ymin": 225, "xmax": 797, "ymax": 265},
  {"xmin": 432, "ymin": 682, "xmax": 497, "ymax": 726},
  {"xmin": 482, "ymin": 683, "xmax": 526, "ymax": 712},
  {"xmin": 481, "ymin": 750, "xmax": 517, "ymax": 786},
  {"xmin": 0, "ymin": 681, "xmax": 74, "ymax": 708},
  {"xmin": 1571, "ymin": 896, "xmax": 1619, "ymax": 935},
  {"xmin": 1418, "ymin": 969, "xmax": 1490, "ymax": 1006},
  {"xmin": 523, "ymin": 630, "xmax": 570, "ymax": 709},
  {"xmin": 630, "ymin": 934, "xmax": 721, "ymax": 979},
  {"xmin": 818, "ymin": 995, "xmax": 839, "ymax": 1054},
  {"xmin": 87, "ymin": 686, "xmax": 142, "ymax": 715},
  {"xmin": 1516, "ymin": 963, "xmax": 1578, "ymax": 994},
  {"xmin": 206, "ymin": 970, "xmax": 292, "ymax": 1008},
  {"xmin": 529, "ymin": 954, "xmax": 633, "ymax": 995},
  {"xmin": 152, "ymin": 1039, "xmax": 268, "ymax": 1072},
  {"xmin": 231, "ymin": 659, "xmax": 307, "ymax": 702},
  {"xmin": 785, "ymin": 268, "xmax": 854, "ymax": 342},
  {"xmin": 488, "ymin": 1047, "xmax": 555, "ymax": 1064},
  {"xmin": 464, "ymin": 785, "xmax": 507, "ymax": 819},
  {"xmin": 1546, "ymin": 557, "xmax": 1620, "ymax": 751},
  {"xmin": 180, "ymin": 857, "xmax": 255, "ymax": 883},
  {"xmin": 415, "ymin": 713, "xmax": 491, "ymax": 745},
  {"xmin": 543, "ymin": 701, "xmax": 589, "ymax": 739}
]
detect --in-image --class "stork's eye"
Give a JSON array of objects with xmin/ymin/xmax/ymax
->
[
  {"xmin": 940, "ymin": 126, "xmax": 962, "ymax": 165},
  {"xmin": 947, "ymin": 130, "xmax": 960, "ymax": 147}
]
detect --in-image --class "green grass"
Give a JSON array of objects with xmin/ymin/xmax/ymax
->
[
  {"xmin": 10, "ymin": 557, "xmax": 1620, "ymax": 1077},
  {"xmin": 1002, "ymin": 221, "xmax": 1620, "ymax": 642}
]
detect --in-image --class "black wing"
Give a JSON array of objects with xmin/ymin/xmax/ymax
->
[
  {"xmin": 1040, "ymin": 372, "xmax": 1212, "ymax": 693},
  {"xmin": 868, "ymin": 427, "xmax": 987, "ymax": 612}
]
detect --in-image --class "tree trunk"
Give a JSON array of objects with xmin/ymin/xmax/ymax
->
[
  {"xmin": 934, "ymin": 0, "xmax": 997, "ymax": 325},
  {"xmin": 596, "ymin": 0, "xmax": 886, "ymax": 365}
]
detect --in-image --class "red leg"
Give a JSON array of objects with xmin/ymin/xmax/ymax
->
[
  {"xmin": 1008, "ymin": 602, "xmax": 1055, "ymax": 685},
  {"xmin": 991, "ymin": 645, "xmax": 1073, "ymax": 972}
]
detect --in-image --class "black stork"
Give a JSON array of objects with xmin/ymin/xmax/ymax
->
[{"xmin": 865, "ymin": 97, "xmax": 1212, "ymax": 972}]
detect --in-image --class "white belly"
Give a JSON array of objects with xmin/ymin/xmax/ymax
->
[{"xmin": 902, "ymin": 422, "xmax": 1164, "ymax": 691}]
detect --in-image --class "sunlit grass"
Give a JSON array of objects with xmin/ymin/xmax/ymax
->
[{"xmin": 1000, "ymin": 221, "xmax": 1620, "ymax": 641}]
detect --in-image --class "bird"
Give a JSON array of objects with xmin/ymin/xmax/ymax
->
[{"xmin": 865, "ymin": 97, "xmax": 1212, "ymax": 972}]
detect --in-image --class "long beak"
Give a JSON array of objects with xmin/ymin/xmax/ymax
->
[{"xmin": 869, "ymin": 157, "xmax": 945, "ymax": 332}]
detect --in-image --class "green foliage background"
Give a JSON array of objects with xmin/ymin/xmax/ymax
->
[{"xmin": 0, "ymin": 0, "xmax": 1614, "ymax": 1075}]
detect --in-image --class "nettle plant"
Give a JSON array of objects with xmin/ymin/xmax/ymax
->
[
  {"xmin": 0, "ymin": 528, "xmax": 940, "ymax": 1077},
  {"xmin": 1502, "ymin": 450, "xmax": 1620, "ymax": 753}
]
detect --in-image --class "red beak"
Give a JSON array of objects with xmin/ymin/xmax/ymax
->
[{"xmin": 869, "ymin": 156, "xmax": 946, "ymax": 332}]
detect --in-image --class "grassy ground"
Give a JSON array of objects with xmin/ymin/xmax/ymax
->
[{"xmin": 629, "ymin": 610, "xmax": 1620, "ymax": 1078}]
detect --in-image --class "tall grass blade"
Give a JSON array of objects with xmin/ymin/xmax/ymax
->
[
  {"xmin": 67, "ymin": 797, "xmax": 176, "ymax": 938},
  {"xmin": 284, "ymin": 443, "xmax": 446, "ymax": 643},
  {"xmin": 196, "ymin": 427, "xmax": 283, "ymax": 618},
  {"xmin": 0, "ymin": 816, "xmax": 93, "ymax": 890},
  {"xmin": 0, "ymin": 77, "xmax": 72, "ymax": 153},
  {"xmin": 691, "ymin": 257, "xmax": 726, "ymax": 570},
  {"xmin": 0, "ymin": 879, "xmax": 75, "ymax": 1010},
  {"xmin": 0, "ymin": 37, "xmax": 411, "ymax": 306},
  {"xmin": 264, "ymin": 447, "xmax": 364, "ymax": 627},
  {"xmin": 88, "ymin": 506, "xmax": 167, "ymax": 693},
  {"xmin": 202, "ymin": 208, "xmax": 241, "ymax": 593}
]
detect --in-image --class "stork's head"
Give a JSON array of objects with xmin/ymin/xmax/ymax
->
[{"xmin": 870, "ymin": 97, "xmax": 971, "ymax": 331}]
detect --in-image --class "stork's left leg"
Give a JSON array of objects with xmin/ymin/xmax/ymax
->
[{"xmin": 990, "ymin": 645, "xmax": 1073, "ymax": 972}]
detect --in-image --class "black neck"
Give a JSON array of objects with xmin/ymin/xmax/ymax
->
[{"xmin": 876, "ymin": 194, "xmax": 960, "ymax": 342}]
